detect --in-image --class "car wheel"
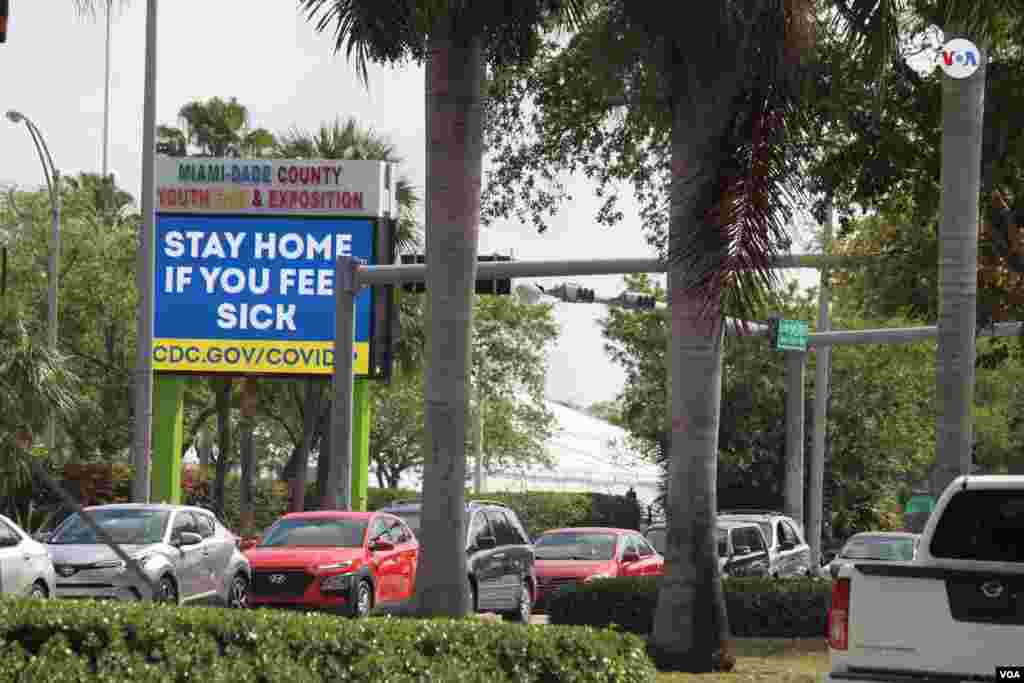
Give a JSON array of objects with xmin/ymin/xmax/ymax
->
[
  {"xmin": 503, "ymin": 582, "xmax": 532, "ymax": 623},
  {"xmin": 156, "ymin": 576, "xmax": 178, "ymax": 604},
  {"xmin": 28, "ymin": 582, "xmax": 48, "ymax": 599},
  {"xmin": 349, "ymin": 580, "xmax": 372, "ymax": 618},
  {"xmin": 227, "ymin": 574, "xmax": 248, "ymax": 609}
]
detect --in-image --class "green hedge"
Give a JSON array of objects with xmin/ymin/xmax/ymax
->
[
  {"xmin": 547, "ymin": 576, "xmax": 831, "ymax": 639},
  {"xmin": 0, "ymin": 598, "xmax": 655, "ymax": 682}
]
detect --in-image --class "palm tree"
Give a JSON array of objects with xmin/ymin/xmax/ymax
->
[
  {"xmin": 161, "ymin": 97, "xmax": 276, "ymax": 158},
  {"xmin": 269, "ymin": 117, "xmax": 422, "ymax": 511},
  {"xmin": 300, "ymin": 0, "xmax": 589, "ymax": 618}
]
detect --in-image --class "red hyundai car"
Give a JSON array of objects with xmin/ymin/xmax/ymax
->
[
  {"xmin": 533, "ymin": 527, "xmax": 663, "ymax": 609},
  {"xmin": 245, "ymin": 511, "xmax": 418, "ymax": 617}
]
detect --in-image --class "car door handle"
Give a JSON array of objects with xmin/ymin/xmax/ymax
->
[
  {"xmin": 492, "ymin": 553, "xmax": 506, "ymax": 559},
  {"xmin": 22, "ymin": 554, "xmax": 31, "ymax": 561}
]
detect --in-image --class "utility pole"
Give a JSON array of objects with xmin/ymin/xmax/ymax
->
[
  {"xmin": 131, "ymin": 0, "xmax": 158, "ymax": 503},
  {"xmin": 784, "ymin": 351, "xmax": 805, "ymax": 529},
  {"xmin": 808, "ymin": 207, "xmax": 833, "ymax": 567},
  {"xmin": 102, "ymin": 0, "xmax": 112, "ymax": 177}
]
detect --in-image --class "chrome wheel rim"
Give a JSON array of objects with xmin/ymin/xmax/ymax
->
[
  {"xmin": 29, "ymin": 585, "xmax": 45, "ymax": 599},
  {"xmin": 356, "ymin": 582, "xmax": 371, "ymax": 617},
  {"xmin": 229, "ymin": 577, "xmax": 248, "ymax": 608},
  {"xmin": 158, "ymin": 578, "xmax": 177, "ymax": 603},
  {"xmin": 519, "ymin": 585, "xmax": 531, "ymax": 622}
]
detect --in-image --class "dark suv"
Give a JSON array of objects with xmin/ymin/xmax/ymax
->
[{"xmin": 380, "ymin": 499, "xmax": 535, "ymax": 622}]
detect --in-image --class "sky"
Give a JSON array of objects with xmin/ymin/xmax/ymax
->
[{"xmin": 0, "ymin": 1, "xmax": 820, "ymax": 407}]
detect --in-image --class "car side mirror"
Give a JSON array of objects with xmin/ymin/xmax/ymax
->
[
  {"xmin": 239, "ymin": 536, "xmax": 260, "ymax": 551},
  {"xmin": 370, "ymin": 540, "xmax": 395, "ymax": 552},
  {"xmin": 174, "ymin": 532, "xmax": 202, "ymax": 547},
  {"xmin": 733, "ymin": 545, "xmax": 752, "ymax": 556},
  {"xmin": 622, "ymin": 550, "xmax": 640, "ymax": 563},
  {"xmin": 475, "ymin": 535, "xmax": 497, "ymax": 550},
  {"xmin": 779, "ymin": 541, "xmax": 796, "ymax": 551},
  {"xmin": 32, "ymin": 532, "xmax": 52, "ymax": 543}
]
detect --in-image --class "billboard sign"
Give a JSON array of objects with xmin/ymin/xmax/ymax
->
[{"xmin": 153, "ymin": 156, "xmax": 389, "ymax": 377}]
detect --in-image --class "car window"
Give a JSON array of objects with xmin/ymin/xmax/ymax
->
[
  {"xmin": 633, "ymin": 535, "xmax": 654, "ymax": 557},
  {"xmin": 621, "ymin": 536, "xmax": 638, "ymax": 558},
  {"xmin": 930, "ymin": 490, "xmax": 1024, "ymax": 562},
  {"xmin": 0, "ymin": 521, "xmax": 20, "ymax": 546},
  {"xmin": 758, "ymin": 522, "xmax": 773, "ymax": 547},
  {"xmin": 782, "ymin": 521, "xmax": 802, "ymax": 544},
  {"xmin": 716, "ymin": 528, "xmax": 729, "ymax": 556},
  {"xmin": 391, "ymin": 511, "xmax": 421, "ymax": 534},
  {"xmin": 504, "ymin": 512, "xmax": 530, "ymax": 545},
  {"xmin": 467, "ymin": 512, "xmax": 491, "ymax": 549},
  {"xmin": 51, "ymin": 509, "xmax": 170, "ymax": 545},
  {"xmin": 485, "ymin": 510, "xmax": 519, "ymax": 547},
  {"xmin": 368, "ymin": 517, "xmax": 390, "ymax": 544},
  {"xmin": 261, "ymin": 517, "xmax": 368, "ymax": 548},
  {"xmin": 395, "ymin": 520, "xmax": 414, "ymax": 544},
  {"xmin": 646, "ymin": 527, "xmax": 666, "ymax": 554},
  {"xmin": 734, "ymin": 527, "xmax": 761, "ymax": 554},
  {"xmin": 171, "ymin": 511, "xmax": 198, "ymax": 540},
  {"xmin": 748, "ymin": 527, "xmax": 767, "ymax": 552},
  {"xmin": 195, "ymin": 513, "xmax": 215, "ymax": 539},
  {"xmin": 775, "ymin": 521, "xmax": 788, "ymax": 546},
  {"xmin": 535, "ymin": 532, "xmax": 617, "ymax": 560}
]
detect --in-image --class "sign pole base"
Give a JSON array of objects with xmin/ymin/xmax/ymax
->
[
  {"xmin": 352, "ymin": 378, "xmax": 371, "ymax": 511},
  {"xmin": 151, "ymin": 374, "xmax": 185, "ymax": 504}
]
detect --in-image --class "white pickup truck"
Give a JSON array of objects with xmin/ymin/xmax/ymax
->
[{"xmin": 824, "ymin": 475, "xmax": 1024, "ymax": 682}]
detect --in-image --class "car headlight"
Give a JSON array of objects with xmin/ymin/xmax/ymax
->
[
  {"xmin": 584, "ymin": 573, "xmax": 612, "ymax": 583},
  {"xmin": 320, "ymin": 572, "xmax": 354, "ymax": 592}
]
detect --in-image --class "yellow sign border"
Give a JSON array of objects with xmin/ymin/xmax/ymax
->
[{"xmin": 153, "ymin": 338, "xmax": 368, "ymax": 376}]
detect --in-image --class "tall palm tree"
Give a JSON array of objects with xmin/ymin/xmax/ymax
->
[
  {"xmin": 300, "ymin": 0, "xmax": 589, "ymax": 618},
  {"xmin": 269, "ymin": 116, "xmax": 422, "ymax": 511},
  {"xmin": 160, "ymin": 97, "xmax": 276, "ymax": 158}
]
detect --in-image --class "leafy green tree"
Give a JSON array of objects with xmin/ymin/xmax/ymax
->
[
  {"xmin": 2, "ymin": 175, "xmax": 138, "ymax": 462},
  {"xmin": 300, "ymin": 0, "xmax": 589, "ymax": 619}
]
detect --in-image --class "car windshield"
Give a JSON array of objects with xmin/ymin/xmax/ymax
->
[
  {"xmin": 259, "ymin": 517, "xmax": 367, "ymax": 548},
  {"xmin": 49, "ymin": 509, "xmax": 170, "ymax": 545},
  {"xmin": 646, "ymin": 528, "xmax": 666, "ymax": 554},
  {"xmin": 535, "ymin": 532, "xmax": 617, "ymax": 560},
  {"xmin": 840, "ymin": 537, "xmax": 916, "ymax": 561}
]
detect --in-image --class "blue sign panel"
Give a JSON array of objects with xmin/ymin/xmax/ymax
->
[{"xmin": 153, "ymin": 214, "xmax": 374, "ymax": 375}]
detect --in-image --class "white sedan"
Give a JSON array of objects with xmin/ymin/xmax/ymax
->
[{"xmin": 0, "ymin": 514, "xmax": 55, "ymax": 598}]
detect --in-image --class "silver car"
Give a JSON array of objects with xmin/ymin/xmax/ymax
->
[
  {"xmin": 819, "ymin": 531, "xmax": 919, "ymax": 579},
  {"xmin": 0, "ymin": 514, "xmax": 55, "ymax": 598},
  {"xmin": 46, "ymin": 504, "xmax": 250, "ymax": 606}
]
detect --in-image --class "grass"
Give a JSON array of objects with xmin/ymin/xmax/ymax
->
[{"xmin": 656, "ymin": 638, "xmax": 829, "ymax": 682}]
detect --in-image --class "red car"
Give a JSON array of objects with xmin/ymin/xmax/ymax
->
[
  {"xmin": 245, "ymin": 511, "xmax": 418, "ymax": 617},
  {"xmin": 533, "ymin": 527, "xmax": 663, "ymax": 609}
]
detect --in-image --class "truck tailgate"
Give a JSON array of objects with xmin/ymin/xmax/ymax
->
[{"xmin": 833, "ymin": 563, "xmax": 1024, "ymax": 678}]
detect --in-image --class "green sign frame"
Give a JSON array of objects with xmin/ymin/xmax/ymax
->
[{"xmin": 775, "ymin": 319, "xmax": 809, "ymax": 352}]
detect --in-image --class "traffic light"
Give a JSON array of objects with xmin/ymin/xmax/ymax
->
[
  {"xmin": 619, "ymin": 292, "xmax": 657, "ymax": 310},
  {"xmin": 548, "ymin": 283, "xmax": 596, "ymax": 303},
  {"xmin": 399, "ymin": 253, "xmax": 513, "ymax": 295},
  {"xmin": 0, "ymin": 0, "xmax": 9, "ymax": 44}
]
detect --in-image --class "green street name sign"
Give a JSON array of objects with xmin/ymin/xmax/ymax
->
[{"xmin": 774, "ymin": 319, "xmax": 809, "ymax": 352}]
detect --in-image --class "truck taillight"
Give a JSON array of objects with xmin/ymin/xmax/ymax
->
[{"xmin": 828, "ymin": 577, "xmax": 850, "ymax": 650}]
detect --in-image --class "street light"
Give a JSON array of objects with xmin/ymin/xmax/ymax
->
[{"xmin": 5, "ymin": 110, "xmax": 61, "ymax": 455}]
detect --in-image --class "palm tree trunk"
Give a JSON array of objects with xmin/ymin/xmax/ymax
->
[
  {"xmin": 414, "ymin": 25, "xmax": 484, "ymax": 619},
  {"xmin": 933, "ymin": 39, "xmax": 986, "ymax": 498},
  {"xmin": 214, "ymin": 377, "xmax": 232, "ymax": 519},
  {"xmin": 650, "ymin": 85, "xmax": 738, "ymax": 673},
  {"xmin": 288, "ymin": 378, "xmax": 321, "ymax": 512},
  {"xmin": 238, "ymin": 377, "xmax": 258, "ymax": 535}
]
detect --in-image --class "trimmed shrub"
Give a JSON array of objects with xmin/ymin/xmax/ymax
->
[
  {"xmin": 0, "ymin": 598, "xmax": 655, "ymax": 682},
  {"xmin": 547, "ymin": 576, "xmax": 831, "ymax": 638}
]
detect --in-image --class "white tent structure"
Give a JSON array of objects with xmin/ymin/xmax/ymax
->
[{"xmin": 483, "ymin": 400, "xmax": 661, "ymax": 505}]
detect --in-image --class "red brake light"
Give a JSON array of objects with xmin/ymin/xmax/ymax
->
[{"xmin": 828, "ymin": 577, "xmax": 850, "ymax": 650}]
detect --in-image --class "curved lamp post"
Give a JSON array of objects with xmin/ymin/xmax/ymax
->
[{"xmin": 6, "ymin": 110, "xmax": 61, "ymax": 455}]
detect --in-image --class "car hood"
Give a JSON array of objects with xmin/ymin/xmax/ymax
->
[
  {"xmin": 245, "ymin": 546, "xmax": 364, "ymax": 571},
  {"xmin": 536, "ymin": 559, "xmax": 617, "ymax": 579},
  {"xmin": 47, "ymin": 543, "xmax": 164, "ymax": 565}
]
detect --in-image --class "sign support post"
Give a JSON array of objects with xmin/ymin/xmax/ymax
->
[
  {"xmin": 351, "ymin": 379, "xmax": 371, "ymax": 511},
  {"xmin": 151, "ymin": 374, "xmax": 185, "ymax": 503},
  {"xmin": 327, "ymin": 255, "xmax": 359, "ymax": 510}
]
